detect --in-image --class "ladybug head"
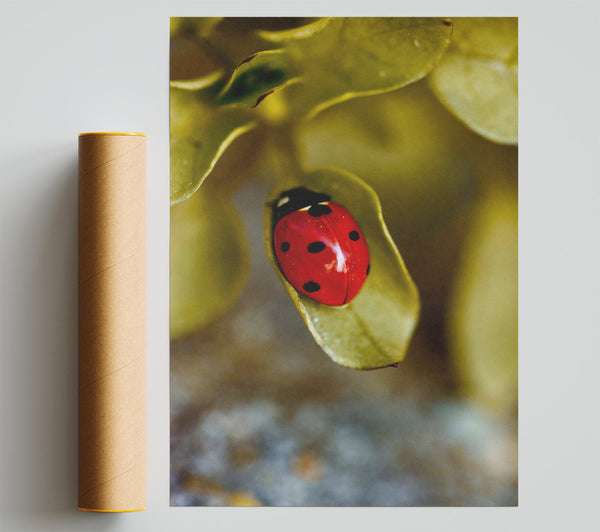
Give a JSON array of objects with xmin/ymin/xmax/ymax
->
[{"xmin": 272, "ymin": 187, "xmax": 331, "ymax": 223}]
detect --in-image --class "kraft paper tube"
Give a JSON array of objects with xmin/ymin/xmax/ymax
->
[{"xmin": 78, "ymin": 132, "xmax": 146, "ymax": 512}]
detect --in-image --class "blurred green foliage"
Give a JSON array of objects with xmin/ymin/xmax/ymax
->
[
  {"xmin": 170, "ymin": 17, "xmax": 518, "ymax": 409},
  {"xmin": 448, "ymin": 185, "xmax": 518, "ymax": 410},
  {"xmin": 170, "ymin": 180, "xmax": 248, "ymax": 338}
]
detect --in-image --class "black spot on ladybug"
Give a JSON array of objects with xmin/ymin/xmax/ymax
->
[
  {"xmin": 307, "ymin": 241, "xmax": 326, "ymax": 253},
  {"xmin": 349, "ymin": 230, "xmax": 360, "ymax": 241},
  {"xmin": 308, "ymin": 204, "xmax": 332, "ymax": 217},
  {"xmin": 303, "ymin": 281, "xmax": 320, "ymax": 293},
  {"xmin": 280, "ymin": 242, "xmax": 290, "ymax": 253},
  {"xmin": 366, "ymin": 264, "xmax": 370, "ymax": 276}
]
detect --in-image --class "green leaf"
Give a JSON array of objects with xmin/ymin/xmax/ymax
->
[
  {"xmin": 170, "ymin": 86, "xmax": 256, "ymax": 205},
  {"xmin": 218, "ymin": 50, "xmax": 300, "ymax": 108},
  {"xmin": 263, "ymin": 167, "xmax": 420, "ymax": 370},
  {"xmin": 262, "ymin": 17, "xmax": 453, "ymax": 118},
  {"xmin": 429, "ymin": 17, "xmax": 518, "ymax": 145},
  {"xmin": 257, "ymin": 17, "xmax": 333, "ymax": 42},
  {"xmin": 448, "ymin": 185, "xmax": 518, "ymax": 411},
  {"xmin": 170, "ymin": 71, "xmax": 223, "ymax": 91},
  {"xmin": 170, "ymin": 188, "xmax": 249, "ymax": 339}
]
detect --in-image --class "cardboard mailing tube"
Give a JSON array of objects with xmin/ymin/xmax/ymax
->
[{"xmin": 78, "ymin": 132, "xmax": 146, "ymax": 512}]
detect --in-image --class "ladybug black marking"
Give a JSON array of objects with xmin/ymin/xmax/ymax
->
[
  {"xmin": 272, "ymin": 187, "xmax": 330, "ymax": 225},
  {"xmin": 366, "ymin": 264, "xmax": 370, "ymax": 276},
  {"xmin": 281, "ymin": 242, "xmax": 290, "ymax": 253},
  {"xmin": 349, "ymin": 230, "xmax": 360, "ymax": 241},
  {"xmin": 303, "ymin": 281, "xmax": 321, "ymax": 293},
  {"xmin": 308, "ymin": 204, "xmax": 332, "ymax": 217},
  {"xmin": 307, "ymin": 241, "xmax": 326, "ymax": 253}
]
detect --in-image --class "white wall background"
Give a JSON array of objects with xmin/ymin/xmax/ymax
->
[{"xmin": 1, "ymin": 1, "xmax": 598, "ymax": 531}]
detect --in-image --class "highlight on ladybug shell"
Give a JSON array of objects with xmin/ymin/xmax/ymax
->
[{"xmin": 272, "ymin": 187, "xmax": 370, "ymax": 306}]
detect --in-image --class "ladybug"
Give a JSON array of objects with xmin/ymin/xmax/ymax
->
[{"xmin": 272, "ymin": 187, "xmax": 370, "ymax": 306}]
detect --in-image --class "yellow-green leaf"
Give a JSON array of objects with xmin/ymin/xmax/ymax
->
[
  {"xmin": 257, "ymin": 17, "xmax": 332, "ymax": 42},
  {"xmin": 170, "ymin": 189, "xmax": 249, "ymax": 339},
  {"xmin": 170, "ymin": 86, "xmax": 256, "ymax": 205},
  {"xmin": 170, "ymin": 70, "xmax": 223, "ymax": 91},
  {"xmin": 448, "ymin": 185, "xmax": 518, "ymax": 411},
  {"xmin": 265, "ymin": 17, "xmax": 453, "ymax": 118},
  {"xmin": 263, "ymin": 167, "xmax": 420, "ymax": 370},
  {"xmin": 218, "ymin": 50, "xmax": 299, "ymax": 108},
  {"xmin": 430, "ymin": 17, "xmax": 518, "ymax": 145}
]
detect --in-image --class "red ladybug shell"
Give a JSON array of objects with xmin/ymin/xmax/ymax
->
[{"xmin": 273, "ymin": 190, "xmax": 370, "ymax": 306}]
